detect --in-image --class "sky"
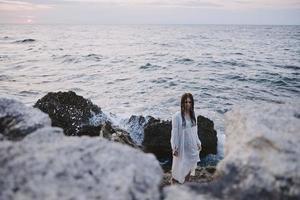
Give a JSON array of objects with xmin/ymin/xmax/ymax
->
[{"xmin": 0, "ymin": 0, "xmax": 300, "ymax": 25}]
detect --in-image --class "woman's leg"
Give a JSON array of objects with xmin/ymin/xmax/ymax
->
[
  {"xmin": 170, "ymin": 177, "xmax": 180, "ymax": 185},
  {"xmin": 184, "ymin": 171, "xmax": 191, "ymax": 183}
]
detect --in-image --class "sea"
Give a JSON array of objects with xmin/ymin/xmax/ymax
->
[{"xmin": 1, "ymin": 24, "xmax": 299, "ymax": 157}]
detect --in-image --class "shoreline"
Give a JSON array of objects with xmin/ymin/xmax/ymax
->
[{"xmin": 1, "ymin": 94, "xmax": 299, "ymax": 199}]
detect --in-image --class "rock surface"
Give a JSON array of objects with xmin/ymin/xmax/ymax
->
[
  {"xmin": 142, "ymin": 117, "xmax": 172, "ymax": 160},
  {"xmin": 163, "ymin": 102, "xmax": 300, "ymax": 200},
  {"xmin": 126, "ymin": 115, "xmax": 152, "ymax": 145},
  {"xmin": 197, "ymin": 115, "xmax": 218, "ymax": 158},
  {"xmin": 0, "ymin": 98, "xmax": 51, "ymax": 141},
  {"xmin": 160, "ymin": 166, "xmax": 216, "ymax": 188},
  {"xmin": 34, "ymin": 91, "xmax": 103, "ymax": 136},
  {"xmin": 0, "ymin": 126, "xmax": 163, "ymax": 200},
  {"xmin": 0, "ymin": 98, "xmax": 163, "ymax": 200},
  {"xmin": 34, "ymin": 91, "xmax": 138, "ymax": 148}
]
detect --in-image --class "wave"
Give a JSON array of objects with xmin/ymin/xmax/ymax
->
[
  {"xmin": 274, "ymin": 64, "xmax": 300, "ymax": 71},
  {"xmin": 19, "ymin": 90, "xmax": 39, "ymax": 96},
  {"xmin": 152, "ymin": 42, "xmax": 173, "ymax": 47},
  {"xmin": 13, "ymin": 38, "xmax": 36, "ymax": 43},
  {"xmin": 232, "ymin": 52, "xmax": 244, "ymax": 55},
  {"xmin": 139, "ymin": 63, "xmax": 162, "ymax": 70},
  {"xmin": 114, "ymin": 78, "xmax": 131, "ymax": 82},
  {"xmin": 0, "ymin": 75, "xmax": 10, "ymax": 81},
  {"xmin": 222, "ymin": 60, "xmax": 248, "ymax": 67},
  {"xmin": 84, "ymin": 54, "xmax": 103, "ymax": 61},
  {"xmin": 52, "ymin": 53, "xmax": 103, "ymax": 64},
  {"xmin": 151, "ymin": 77, "xmax": 172, "ymax": 84},
  {"xmin": 0, "ymin": 55, "xmax": 10, "ymax": 61},
  {"xmin": 224, "ymin": 74, "xmax": 247, "ymax": 81},
  {"xmin": 174, "ymin": 58, "xmax": 194, "ymax": 64}
]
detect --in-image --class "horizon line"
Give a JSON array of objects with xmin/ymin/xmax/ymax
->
[{"xmin": 1, "ymin": 23, "xmax": 300, "ymax": 26}]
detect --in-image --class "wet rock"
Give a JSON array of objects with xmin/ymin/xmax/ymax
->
[
  {"xmin": 197, "ymin": 115, "xmax": 218, "ymax": 158},
  {"xmin": 76, "ymin": 124, "xmax": 102, "ymax": 137},
  {"xmin": 126, "ymin": 115, "xmax": 152, "ymax": 145},
  {"xmin": 0, "ymin": 98, "xmax": 51, "ymax": 141},
  {"xmin": 198, "ymin": 154, "xmax": 223, "ymax": 167},
  {"xmin": 34, "ymin": 91, "xmax": 105, "ymax": 136},
  {"xmin": 103, "ymin": 122, "xmax": 140, "ymax": 149},
  {"xmin": 163, "ymin": 102, "xmax": 300, "ymax": 200},
  {"xmin": 0, "ymin": 127, "xmax": 163, "ymax": 200},
  {"xmin": 34, "ymin": 91, "xmax": 140, "ymax": 148},
  {"xmin": 142, "ymin": 117, "xmax": 172, "ymax": 160},
  {"xmin": 160, "ymin": 165, "xmax": 216, "ymax": 189}
]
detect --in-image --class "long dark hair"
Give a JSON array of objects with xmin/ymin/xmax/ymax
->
[{"xmin": 181, "ymin": 93, "xmax": 196, "ymax": 127}]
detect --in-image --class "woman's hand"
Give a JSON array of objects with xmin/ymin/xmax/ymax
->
[
  {"xmin": 173, "ymin": 149, "xmax": 179, "ymax": 157},
  {"xmin": 197, "ymin": 144, "xmax": 202, "ymax": 151}
]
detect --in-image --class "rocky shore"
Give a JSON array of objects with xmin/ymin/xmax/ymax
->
[
  {"xmin": 33, "ymin": 91, "xmax": 219, "ymax": 171},
  {"xmin": 163, "ymin": 102, "xmax": 300, "ymax": 200},
  {"xmin": 1, "ymin": 91, "xmax": 299, "ymax": 200}
]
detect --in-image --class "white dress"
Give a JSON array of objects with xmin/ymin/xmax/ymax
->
[{"xmin": 170, "ymin": 111, "xmax": 201, "ymax": 183}]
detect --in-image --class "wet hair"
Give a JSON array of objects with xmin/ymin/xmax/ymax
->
[{"xmin": 180, "ymin": 93, "xmax": 196, "ymax": 127}]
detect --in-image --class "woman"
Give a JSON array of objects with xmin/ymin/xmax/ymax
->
[{"xmin": 170, "ymin": 93, "xmax": 201, "ymax": 184}]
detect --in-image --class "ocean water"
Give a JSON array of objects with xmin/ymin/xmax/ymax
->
[{"xmin": 1, "ymin": 24, "xmax": 299, "ymax": 156}]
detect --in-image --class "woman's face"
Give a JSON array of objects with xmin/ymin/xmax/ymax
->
[{"xmin": 184, "ymin": 97, "xmax": 192, "ymax": 111}]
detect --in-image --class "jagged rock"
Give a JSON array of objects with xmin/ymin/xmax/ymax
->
[
  {"xmin": 0, "ymin": 127, "xmax": 163, "ymax": 200},
  {"xmin": 103, "ymin": 122, "xmax": 140, "ymax": 149},
  {"xmin": 0, "ymin": 98, "xmax": 51, "ymax": 141},
  {"xmin": 142, "ymin": 118, "xmax": 172, "ymax": 160},
  {"xmin": 34, "ymin": 91, "xmax": 104, "ymax": 136},
  {"xmin": 160, "ymin": 165, "xmax": 216, "ymax": 189},
  {"xmin": 33, "ymin": 91, "xmax": 138, "ymax": 148},
  {"xmin": 198, "ymin": 154, "xmax": 222, "ymax": 167},
  {"xmin": 126, "ymin": 115, "xmax": 151, "ymax": 145},
  {"xmin": 197, "ymin": 115, "xmax": 218, "ymax": 158},
  {"xmin": 163, "ymin": 102, "xmax": 300, "ymax": 200},
  {"xmin": 76, "ymin": 124, "xmax": 102, "ymax": 137}
]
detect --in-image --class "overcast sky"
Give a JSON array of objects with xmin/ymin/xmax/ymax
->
[{"xmin": 0, "ymin": 0, "xmax": 300, "ymax": 24}]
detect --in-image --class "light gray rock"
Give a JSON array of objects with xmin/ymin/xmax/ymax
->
[
  {"xmin": 163, "ymin": 185, "xmax": 218, "ymax": 200},
  {"xmin": 0, "ymin": 98, "xmax": 51, "ymax": 141},
  {"xmin": 218, "ymin": 101, "xmax": 300, "ymax": 198},
  {"xmin": 163, "ymin": 102, "xmax": 300, "ymax": 200},
  {"xmin": 0, "ymin": 127, "xmax": 163, "ymax": 200},
  {"xmin": 0, "ymin": 98, "xmax": 163, "ymax": 200}
]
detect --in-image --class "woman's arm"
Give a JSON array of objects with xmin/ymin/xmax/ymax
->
[{"xmin": 170, "ymin": 114, "xmax": 179, "ymax": 155}]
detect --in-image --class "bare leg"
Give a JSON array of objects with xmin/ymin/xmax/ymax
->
[
  {"xmin": 170, "ymin": 177, "xmax": 180, "ymax": 185},
  {"xmin": 184, "ymin": 171, "xmax": 191, "ymax": 183}
]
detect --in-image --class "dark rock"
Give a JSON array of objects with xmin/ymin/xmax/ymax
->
[
  {"xmin": 34, "ymin": 91, "xmax": 140, "ymax": 148},
  {"xmin": 77, "ymin": 124, "xmax": 102, "ymax": 137},
  {"xmin": 103, "ymin": 122, "xmax": 140, "ymax": 149},
  {"xmin": 142, "ymin": 115, "xmax": 218, "ymax": 170},
  {"xmin": 34, "ymin": 91, "xmax": 104, "ymax": 136},
  {"xmin": 142, "ymin": 118, "xmax": 172, "ymax": 160},
  {"xmin": 197, "ymin": 115, "xmax": 218, "ymax": 158},
  {"xmin": 0, "ymin": 98, "xmax": 51, "ymax": 141}
]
